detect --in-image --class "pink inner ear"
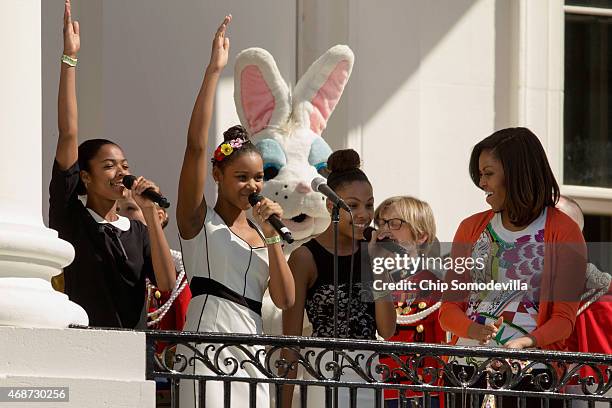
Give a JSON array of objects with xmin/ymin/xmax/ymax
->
[
  {"xmin": 241, "ymin": 65, "xmax": 275, "ymax": 134},
  {"xmin": 309, "ymin": 60, "xmax": 350, "ymax": 135}
]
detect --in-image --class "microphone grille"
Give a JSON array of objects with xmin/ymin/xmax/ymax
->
[
  {"xmin": 311, "ymin": 177, "xmax": 326, "ymax": 191},
  {"xmin": 248, "ymin": 192, "xmax": 263, "ymax": 207},
  {"xmin": 122, "ymin": 175, "xmax": 137, "ymax": 189}
]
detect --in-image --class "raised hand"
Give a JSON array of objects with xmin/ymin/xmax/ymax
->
[
  {"xmin": 207, "ymin": 15, "xmax": 231, "ymax": 74},
  {"xmin": 63, "ymin": 0, "xmax": 80, "ymax": 58}
]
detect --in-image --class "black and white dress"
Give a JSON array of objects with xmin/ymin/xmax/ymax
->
[
  {"xmin": 178, "ymin": 207, "xmax": 270, "ymax": 407},
  {"xmin": 304, "ymin": 239, "xmax": 376, "ymax": 339},
  {"xmin": 301, "ymin": 238, "xmax": 379, "ymax": 407}
]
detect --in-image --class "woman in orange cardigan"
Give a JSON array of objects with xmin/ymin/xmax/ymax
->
[{"xmin": 439, "ymin": 127, "xmax": 586, "ymax": 407}]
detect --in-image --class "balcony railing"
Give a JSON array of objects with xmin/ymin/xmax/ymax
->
[{"xmin": 145, "ymin": 330, "xmax": 612, "ymax": 408}]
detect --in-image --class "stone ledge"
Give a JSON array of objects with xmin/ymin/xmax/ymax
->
[
  {"xmin": 0, "ymin": 327, "xmax": 147, "ymax": 381},
  {"xmin": 0, "ymin": 375, "xmax": 155, "ymax": 408}
]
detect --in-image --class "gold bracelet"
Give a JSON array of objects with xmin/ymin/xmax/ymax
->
[
  {"xmin": 61, "ymin": 54, "xmax": 78, "ymax": 67},
  {"xmin": 265, "ymin": 235, "xmax": 281, "ymax": 245}
]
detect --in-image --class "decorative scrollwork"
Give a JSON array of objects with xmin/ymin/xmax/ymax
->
[{"xmin": 146, "ymin": 332, "xmax": 612, "ymax": 401}]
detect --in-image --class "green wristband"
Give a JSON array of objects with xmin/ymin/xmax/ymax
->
[
  {"xmin": 265, "ymin": 235, "xmax": 281, "ymax": 245},
  {"xmin": 61, "ymin": 54, "xmax": 78, "ymax": 67}
]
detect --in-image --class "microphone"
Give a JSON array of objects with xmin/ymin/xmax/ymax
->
[
  {"xmin": 248, "ymin": 193, "xmax": 294, "ymax": 244},
  {"xmin": 122, "ymin": 175, "xmax": 170, "ymax": 208},
  {"xmin": 363, "ymin": 226, "xmax": 410, "ymax": 256},
  {"xmin": 311, "ymin": 177, "xmax": 350, "ymax": 212}
]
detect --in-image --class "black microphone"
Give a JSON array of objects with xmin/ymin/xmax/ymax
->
[
  {"xmin": 310, "ymin": 177, "xmax": 350, "ymax": 212},
  {"xmin": 248, "ymin": 193, "xmax": 294, "ymax": 244},
  {"xmin": 363, "ymin": 226, "xmax": 410, "ymax": 256},
  {"xmin": 122, "ymin": 175, "xmax": 170, "ymax": 209}
]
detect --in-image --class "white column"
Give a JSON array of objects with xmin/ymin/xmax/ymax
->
[
  {"xmin": 0, "ymin": 0, "xmax": 87, "ymax": 327},
  {"xmin": 516, "ymin": 0, "xmax": 565, "ymax": 176}
]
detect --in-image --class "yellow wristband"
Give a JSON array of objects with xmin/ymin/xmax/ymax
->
[
  {"xmin": 61, "ymin": 54, "xmax": 78, "ymax": 67},
  {"xmin": 265, "ymin": 235, "xmax": 281, "ymax": 245}
]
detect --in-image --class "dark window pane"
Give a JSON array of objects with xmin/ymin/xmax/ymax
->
[
  {"xmin": 566, "ymin": 0, "xmax": 612, "ymax": 7},
  {"xmin": 584, "ymin": 214, "xmax": 612, "ymax": 271},
  {"xmin": 564, "ymin": 13, "xmax": 612, "ymax": 187}
]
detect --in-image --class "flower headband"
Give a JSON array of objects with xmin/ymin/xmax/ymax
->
[{"xmin": 211, "ymin": 137, "xmax": 249, "ymax": 164}]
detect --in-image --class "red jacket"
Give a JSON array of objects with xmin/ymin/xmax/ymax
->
[
  {"xmin": 439, "ymin": 207, "xmax": 587, "ymax": 351},
  {"xmin": 382, "ymin": 270, "xmax": 446, "ymax": 401}
]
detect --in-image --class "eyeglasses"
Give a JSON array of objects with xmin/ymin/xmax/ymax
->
[{"xmin": 374, "ymin": 218, "xmax": 406, "ymax": 230}]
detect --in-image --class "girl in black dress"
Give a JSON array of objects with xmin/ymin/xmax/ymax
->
[
  {"xmin": 49, "ymin": 0, "xmax": 176, "ymax": 328},
  {"xmin": 281, "ymin": 149, "xmax": 396, "ymax": 407}
]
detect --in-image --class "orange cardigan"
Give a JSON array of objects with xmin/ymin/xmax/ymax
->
[{"xmin": 439, "ymin": 207, "xmax": 587, "ymax": 351}]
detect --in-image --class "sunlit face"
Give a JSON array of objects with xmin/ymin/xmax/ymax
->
[
  {"xmin": 478, "ymin": 149, "xmax": 506, "ymax": 213},
  {"xmin": 375, "ymin": 207, "xmax": 417, "ymax": 244},
  {"xmin": 328, "ymin": 181, "xmax": 374, "ymax": 240},
  {"xmin": 116, "ymin": 193, "xmax": 145, "ymax": 224},
  {"xmin": 116, "ymin": 191, "xmax": 168, "ymax": 227},
  {"xmin": 214, "ymin": 152, "xmax": 264, "ymax": 211},
  {"xmin": 80, "ymin": 144, "xmax": 130, "ymax": 201}
]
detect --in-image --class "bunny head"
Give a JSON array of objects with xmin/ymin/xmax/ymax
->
[{"xmin": 234, "ymin": 45, "xmax": 354, "ymax": 252}]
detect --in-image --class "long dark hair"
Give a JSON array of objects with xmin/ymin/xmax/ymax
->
[
  {"xmin": 77, "ymin": 139, "xmax": 120, "ymax": 195},
  {"xmin": 469, "ymin": 127, "xmax": 560, "ymax": 226}
]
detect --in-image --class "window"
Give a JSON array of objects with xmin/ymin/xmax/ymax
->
[
  {"xmin": 584, "ymin": 214, "xmax": 612, "ymax": 271},
  {"xmin": 564, "ymin": 1, "xmax": 612, "ymax": 188}
]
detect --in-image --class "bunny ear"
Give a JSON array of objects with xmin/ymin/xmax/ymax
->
[
  {"xmin": 234, "ymin": 48, "xmax": 291, "ymax": 136},
  {"xmin": 293, "ymin": 45, "xmax": 354, "ymax": 135}
]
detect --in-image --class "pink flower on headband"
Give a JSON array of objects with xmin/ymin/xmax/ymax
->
[{"xmin": 229, "ymin": 138, "xmax": 244, "ymax": 149}]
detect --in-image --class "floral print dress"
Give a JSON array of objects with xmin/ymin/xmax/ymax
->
[{"xmin": 455, "ymin": 209, "xmax": 547, "ymax": 363}]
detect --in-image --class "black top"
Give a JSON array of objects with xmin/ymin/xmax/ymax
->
[
  {"xmin": 49, "ymin": 160, "xmax": 155, "ymax": 328},
  {"xmin": 304, "ymin": 239, "xmax": 376, "ymax": 339}
]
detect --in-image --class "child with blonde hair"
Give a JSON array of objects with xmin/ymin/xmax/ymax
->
[{"xmin": 374, "ymin": 196, "xmax": 446, "ymax": 408}]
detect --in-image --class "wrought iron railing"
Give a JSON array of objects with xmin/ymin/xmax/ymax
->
[{"xmin": 145, "ymin": 330, "xmax": 612, "ymax": 408}]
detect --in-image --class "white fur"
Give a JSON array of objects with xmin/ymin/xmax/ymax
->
[{"xmin": 234, "ymin": 45, "xmax": 354, "ymax": 253}]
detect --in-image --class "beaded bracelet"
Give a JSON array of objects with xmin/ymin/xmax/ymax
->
[
  {"xmin": 265, "ymin": 235, "xmax": 282, "ymax": 245},
  {"xmin": 61, "ymin": 54, "xmax": 78, "ymax": 67}
]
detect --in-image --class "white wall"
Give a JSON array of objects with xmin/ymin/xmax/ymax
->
[
  {"xmin": 42, "ymin": 0, "xmax": 297, "ymax": 248},
  {"xmin": 300, "ymin": 0, "xmax": 498, "ymax": 241},
  {"xmin": 299, "ymin": 0, "xmax": 564, "ymax": 241}
]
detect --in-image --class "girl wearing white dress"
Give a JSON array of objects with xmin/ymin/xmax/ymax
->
[{"xmin": 176, "ymin": 16, "xmax": 295, "ymax": 407}]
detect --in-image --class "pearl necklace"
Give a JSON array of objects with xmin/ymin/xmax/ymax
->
[
  {"xmin": 396, "ymin": 301, "xmax": 441, "ymax": 325},
  {"xmin": 147, "ymin": 249, "xmax": 188, "ymax": 327}
]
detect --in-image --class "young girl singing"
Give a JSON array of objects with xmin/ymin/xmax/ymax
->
[{"xmin": 176, "ymin": 15, "xmax": 295, "ymax": 407}]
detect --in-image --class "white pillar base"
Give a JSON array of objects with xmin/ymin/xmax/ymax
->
[
  {"xmin": 0, "ymin": 327, "xmax": 155, "ymax": 408},
  {"xmin": 0, "ymin": 223, "xmax": 88, "ymax": 327},
  {"xmin": 0, "ymin": 377, "xmax": 155, "ymax": 408}
]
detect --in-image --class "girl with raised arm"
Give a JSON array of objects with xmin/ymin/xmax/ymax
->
[
  {"xmin": 49, "ymin": 0, "xmax": 176, "ymax": 328},
  {"xmin": 176, "ymin": 16, "xmax": 294, "ymax": 407}
]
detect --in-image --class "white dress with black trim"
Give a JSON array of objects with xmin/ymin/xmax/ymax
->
[{"xmin": 178, "ymin": 207, "xmax": 270, "ymax": 408}]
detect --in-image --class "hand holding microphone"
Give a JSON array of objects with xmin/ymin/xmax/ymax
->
[
  {"xmin": 122, "ymin": 175, "xmax": 170, "ymax": 208},
  {"xmin": 363, "ymin": 226, "xmax": 410, "ymax": 256},
  {"xmin": 248, "ymin": 193, "xmax": 294, "ymax": 244}
]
